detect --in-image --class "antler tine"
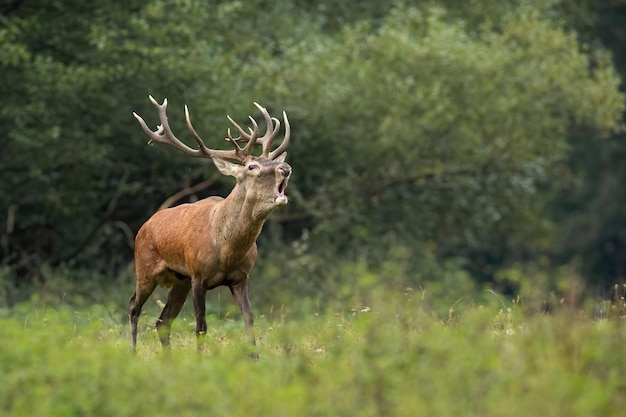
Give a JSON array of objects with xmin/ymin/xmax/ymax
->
[
  {"xmin": 134, "ymin": 95, "xmax": 246, "ymax": 162},
  {"xmin": 268, "ymin": 111, "xmax": 290, "ymax": 160},
  {"xmin": 184, "ymin": 105, "xmax": 211, "ymax": 156},
  {"xmin": 253, "ymin": 102, "xmax": 284, "ymax": 158},
  {"xmin": 185, "ymin": 105, "xmax": 247, "ymax": 161},
  {"xmin": 133, "ymin": 96, "xmax": 204, "ymax": 158},
  {"xmin": 226, "ymin": 115, "xmax": 258, "ymax": 157},
  {"xmin": 226, "ymin": 115, "xmax": 255, "ymax": 143}
]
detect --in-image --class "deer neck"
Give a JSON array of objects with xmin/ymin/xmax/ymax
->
[{"xmin": 212, "ymin": 183, "xmax": 270, "ymax": 258}]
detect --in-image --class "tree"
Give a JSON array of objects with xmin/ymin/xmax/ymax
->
[
  {"xmin": 259, "ymin": 6, "xmax": 622, "ymax": 273},
  {"xmin": 549, "ymin": 0, "xmax": 626, "ymax": 288},
  {"xmin": 0, "ymin": 0, "xmax": 624, "ymax": 306}
]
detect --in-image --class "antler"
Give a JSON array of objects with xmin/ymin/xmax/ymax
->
[
  {"xmin": 133, "ymin": 95, "xmax": 256, "ymax": 162},
  {"xmin": 225, "ymin": 102, "xmax": 291, "ymax": 160},
  {"xmin": 133, "ymin": 96, "xmax": 290, "ymax": 162}
]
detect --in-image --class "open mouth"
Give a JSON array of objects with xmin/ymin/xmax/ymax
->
[
  {"xmin": 275, "ymin": 179, "xmax": 289, "ymax": 204},
  {"xmin": 278, "ymin": 179, "xmax": 287, "ymax": 195}
]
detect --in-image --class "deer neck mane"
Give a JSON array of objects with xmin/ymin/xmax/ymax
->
[{"xmin": 211, "ymin": 183, "xmax": 270, "ymax": 256}]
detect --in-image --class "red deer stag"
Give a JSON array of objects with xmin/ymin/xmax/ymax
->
[{"xmin": 129, "ymin": 96, "xmax": 291, "ymax": 357}]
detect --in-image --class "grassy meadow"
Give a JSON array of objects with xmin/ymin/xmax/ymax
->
[{"xmin": 1, "ymin": 289, "xmax": 625, "ymax": 417}]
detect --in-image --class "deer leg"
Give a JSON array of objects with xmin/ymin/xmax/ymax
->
[
  {"xmin": 129, "ymin": 281, "xmax": 157, "ymax": 351},
  {"xmin": 156, "ymin": 277, "xmax": 192, "ymax": 348},
  {"xmin": 229, "ymin": 280, "xmax": 258, "ymax": 359},
  {"xmin": 191, "ymin": 280, "xmax": 208, "ymax": 349}
]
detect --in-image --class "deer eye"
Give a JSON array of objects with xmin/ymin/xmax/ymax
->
[{"xmin": 248, "ymin": 164, "xmax": 259, "ymax": 171}]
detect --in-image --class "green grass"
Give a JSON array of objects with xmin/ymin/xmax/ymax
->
[{"xmin": 1, "ymin": 292, "xmax": 625, "ymax": 417}]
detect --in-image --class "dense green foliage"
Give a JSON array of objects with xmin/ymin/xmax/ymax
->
[
  {"xmin": 1, "ymin": 0, "xmax": 626, "ymax": 310},
  {"xmin": 2, "ymin": 3, "xmax": 625, "ymax": 415},
  {"xmin": 1, "ymin": 296, "xmax": 625, "ymax": 416},
  {"xmin": 3, "ymin": 3, "xmax": 626, "ymax": 415}
]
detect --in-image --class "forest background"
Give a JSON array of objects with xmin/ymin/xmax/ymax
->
[{"xmin": 2, "ymin": 0, "xmax": 626, "ymax": 316}]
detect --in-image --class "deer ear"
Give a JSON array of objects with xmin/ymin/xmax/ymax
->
[
  {"xmin": 273, "ymin": 152, "xmax": 287, "ymax": 162},
  {"xmin": 212, "ymin": 158, "xmax": 239, "ymax": 177}
]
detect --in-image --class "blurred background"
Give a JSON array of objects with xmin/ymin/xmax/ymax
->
[{"xmin": 1, "ymin": 0, "xmax": 625, "ymax": 315}]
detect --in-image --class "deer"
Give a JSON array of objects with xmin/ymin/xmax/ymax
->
[{"xmin": 129, "ymin": 96, "xmax": 292, "ymax": 358}]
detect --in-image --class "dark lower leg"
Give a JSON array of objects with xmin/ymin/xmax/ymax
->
[
  {"xmin": 129, "ymin": 293, "xmax": 139, "ymax": 350},
  {"xmin": 191, "ymin": 282, "xmax": 207, "ymax": 350},
  {"xmin": 155, "ymin": 279, "xmax": 191, "ymax": 348},
  {"xmin": 230, "ymin": 281, "xmax": 258, "ymax": 359},
  {"xmin": 129, "ymin": 287, "xmax": 154, "ymax": 351}
]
